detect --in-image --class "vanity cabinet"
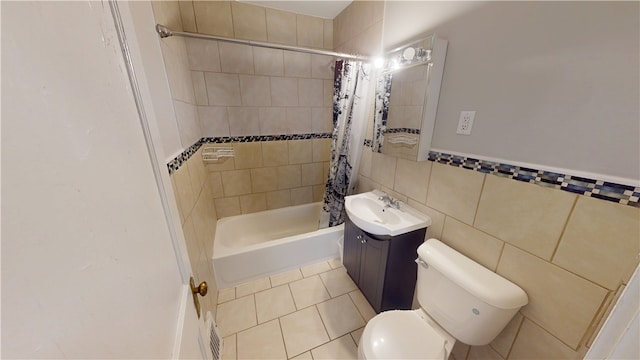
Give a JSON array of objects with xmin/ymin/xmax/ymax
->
[{"xmin": 343, "ymin": 216, "xmax": 427, "ymax": 313}]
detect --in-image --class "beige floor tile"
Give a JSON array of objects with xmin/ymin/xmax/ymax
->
[
  {"xmin": 311, "ymin": 334, "xmax": 358, "ymax": 359},
  {"xmin": 328, "ymin": 257, "xmax": 343, "ymax": 269},
  {"xmin": 319, "ymin": 267, "xmax": 358, "ymax": 297},
  {"xmin": 348, "ymin": 290, "xmax": 376, "ymax": 321},
  {"xmin": 218, "ymin": 287, "xmax": 236, "ymax": 304},
  {"xmin": 350, "ymin": 327, "xmax": 364, "ymax": 345},
  {"xmin": 236, "ymin": 276, "xmax": 271, "ymax": 298},
  {"xmin": 467, "ymin": 345, "xmax": 503, "ymax": 360},
  {"xmin": 289, "ymin": 351, "xmax": 312, "ymax": 360},
  {"xmin": 280, "ymin": 306, "xmax": 330, "ymax": 358},
  {"xmin": 222, "ymin": 334, "xmax": 236, "ymax": 360},
  {"xmin": 271, "ymin": 268, "xmax": 304, "ymax": 287},
  {"xmin": 236, "ymin": 319, "xmax": 287, "ymax": 359},
  {"xmin": 216, "ymin": 295, "xmax": 257, "ymax": 337},
  {"xmin": 255, "ymin": 284, "xmax": 297, "ymax": 323},
  {"xmin": 289, "ymin": 275, "xmax": 331, "ymax": 309},
  {"xmin": 301, "ymin": 261, "xmax": 332, "ymax": 277},
  {"xmin": 316, "ymin": 294, "xmax": 365, "ymax": 339}
]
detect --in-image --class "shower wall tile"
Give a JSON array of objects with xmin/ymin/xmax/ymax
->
[
  {"xmin": 296, "ymin": 14, "xmax": 324, "ymax": 49},
  {"xmin": 233, "ymin": 142, "xmax": 263, "ymax": 169},
  {"xmin": 474, "ymin": 174, "xmax": 575, "ymax": 260},
  {"xmin": 312, "ymin": 185, "xmax": 326, "ymax": 202},
  {"xmin": 311, "ymin": 107, "xmax": 332, "ymax": 133},
  {"xmin": 191, "ymin": 71, "xmax": 209, "ymax": 106},
  {"xmin": 285, "ymin": 107, "xmax": 312, "ymax": 134},
  {"xmin": 262, "ymin": 141, "xmax": 289, "ymax": 167},
  {"xmin": 370, "ymin": 152, "xmax": 397, "ymax": 190},
  {"xmin": 254, "ymin": 48, "xmax": 284, "ymax": 76},
  {"xmin": 177, "ymin": 1, "xmax": 196, "ymax": 32},
  {"xmin": 198, "ymin": 106, "xmax": 230, "ymax": 137},
  {"xmin": 174, "ymin": 100, "xmax": 203, "ymax": 149},
  {"xmin": 291, "ymin": 186, "xmax": 313, "ymax": 206},
  {"xmin": 239, "ymin": 193, "xmax": 267, "ymax": 214},
  {"xmin": 298, "ymin": 79, "xmax": 324, "ymax": 107},
  {"xmin": 251, "ymin": 167, "xmax": 278, "ymax": 193},
  {"xmin": 270, "ymin": 78, "xmax": 299, "ymax": 107},
  {"xmin": 186, "ymin": 38, "xmax": 221, "ymax": 72},
  {"xmin": 228, "ymin": 107, "xmax": 260, "ymax": 136},
  {"xmin": 193, "ymin": 1, "xmax": 234, "ymax": 37},
  {"xmin": 221, "ymin": 170, "xmax": 252, "ymax": 197},
  {"xmin": 239, "ymin": 75, "xmax": 272, "ymax": 106},
  {"xmin": 231, "ymin": 2, "xmax": 267, "ymax": 42},
  {"xmin": 301, "ymin": 163, "xmax": 324, "ymax": 186},
  {"xmin": 323, "ymin": 80, "xmax": 334, "ymax": 107},
  {"xmin": 209, "ymin": 172, "xmax": 224, "ymax": 199},
  {"xmin": 215, "ymin": 196, "xmax": 241, "ymax": 218},
  {"xmin": 311, "ymin": 55, "xmax": 334, "ymax": 80},
  {"xmin": 267, "ymin": 189, "xmax": 292, "ymax": 210},
  {"xmin": 218, "ymin": 42, "xmax": 254, "ymax": 74},
  {"xmin": 552, "ymin": 196, "xmax": 640, "ymax": 290},
  {"xmin": 160, "ymin": 39, "xmax": 196, "ymax": 104},
  {"xmin": 265, "ymin": 8, "xmax": 297, "ymax": 46},
  {"xmin": 288, "ymin": 140, "xmax": 313, "ymax": 165},
  {"xmin": 204, "ymin": 72, "xmax": 241, "ymax": 106},
  {"xmin": 278, "ymin": 165, "xmax": 302, "ymax": 189},
  {"xmin": 312, "ymin": 139, "xmax": 332, "ymax": 162},
  {"xmin": 284, "ymin": 51, "xmax": 312, "ymax": 78},
  {"xmin": 258, "ymin": 107, "xmax": 288, "ymax": 136},
  {"xmin": 323, "ymin": 19, "xmax": 333, "ymax": 50}
]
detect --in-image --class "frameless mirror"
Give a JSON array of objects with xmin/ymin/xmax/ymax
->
[{"xmin": 372, "ymin": 35, "xmax": 448, "ymax": 161}]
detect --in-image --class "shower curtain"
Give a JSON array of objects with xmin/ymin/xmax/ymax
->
[{"xmin": 319, "ymin": 59, "xmax": 373, "ymax": 228}]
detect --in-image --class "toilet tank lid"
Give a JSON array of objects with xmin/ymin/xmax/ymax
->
[{"xmin": 418, "ymin": 239, "xmax": 528, "ymax": 309}]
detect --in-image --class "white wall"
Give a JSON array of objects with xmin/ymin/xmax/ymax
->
[
  {"xmin": 2, "ymin": 2, "xmax": 183, "ymax": 357},
  {"xmin": 383, "ymin": 1, "xmax": 639, "ymax": 181}
]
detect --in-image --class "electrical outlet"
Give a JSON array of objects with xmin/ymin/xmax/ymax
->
[{"xmin": 456, "ymin": 111, "xmax": 475, "ymax": 135}]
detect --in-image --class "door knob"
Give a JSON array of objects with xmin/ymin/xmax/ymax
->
[{"xmin": 190, "ymin": 277, "xmax": 208, "ymax": 296}]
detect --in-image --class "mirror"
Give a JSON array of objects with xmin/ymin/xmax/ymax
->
[{"xmin": 372, "ymin": 35, "xmax": 448, "ymax": 161}]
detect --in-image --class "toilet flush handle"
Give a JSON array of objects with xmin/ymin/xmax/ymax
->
[{"xmin": 415, "ymin": 258, "xmax": 429, "ymax": 269}]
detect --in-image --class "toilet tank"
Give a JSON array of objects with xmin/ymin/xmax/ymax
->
[{"xmin": 416, "ymin": 239, "xmax": 528, "ymax": 346}]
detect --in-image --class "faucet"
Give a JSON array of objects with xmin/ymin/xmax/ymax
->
[{"xmin": 378, "ymin": 193, "xmax": 400, "ymax": 209}]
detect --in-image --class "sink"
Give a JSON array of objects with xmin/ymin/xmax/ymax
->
[{"xmin": 344, "ymin": 191, "xmax": 431, "ymax": 236}]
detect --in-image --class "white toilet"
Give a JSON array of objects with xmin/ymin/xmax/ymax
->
[{"xmin": 358, "ymin": 238, "xmax": 528, "ymax": 360}]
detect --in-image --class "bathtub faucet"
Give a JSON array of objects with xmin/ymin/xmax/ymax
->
[{"xmin": 378, "ymin": 193, "xmax": 400, "ymax": 209}]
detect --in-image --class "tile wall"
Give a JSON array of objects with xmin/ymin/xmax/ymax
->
[{"xmin": 356, "ymin": 148, "xmax": 640, "ymax": 359}]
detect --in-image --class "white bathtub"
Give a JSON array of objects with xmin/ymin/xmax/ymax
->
[{"xmin": 213, "ymin": 202, "xmax": 343, "ymax": 289}]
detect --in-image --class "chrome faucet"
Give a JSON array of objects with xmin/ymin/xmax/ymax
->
[{"xmin": 378, "ymin": 193, "xmax": 400, "ymax": 209}]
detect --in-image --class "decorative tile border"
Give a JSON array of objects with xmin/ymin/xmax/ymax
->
[
  {"xmin": 386, "ymin": 128, "xmax": 421, "ymax": 134},
  {"xmin": 167, "ymin": 133, "xmax": 332, "ymax": 174},
  {"xmin": 428, "ymin": 150, "xmax": 640, "ymax": 208}
]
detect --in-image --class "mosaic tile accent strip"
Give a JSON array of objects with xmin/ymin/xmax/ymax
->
[
  {"xmin": 167, "ymin": 133, "xmax": 332, "ymax": 174},
  {"xmin": 428, "ymin": 151, "xmax": 640, "ymax": 208},
  {"xmin": 386, "ymin": 128, "xmax": 421, "ymax": 135}
]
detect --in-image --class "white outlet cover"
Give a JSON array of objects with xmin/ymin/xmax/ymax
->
[{"xmin": 457, "ymin": 111, "xmax": 475, "ymax": 135}]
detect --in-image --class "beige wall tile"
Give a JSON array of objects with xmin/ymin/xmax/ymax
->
[
  {"xmin": 258, "ymin": 107, "xmax": 288, "ymax": 136},
  {"xmin": 170, "ymin": 176, "xmax": 186, "ymax": 224},
  {"xmin": 311, "ymin": 54, "xmax": 334, "ymax": 80},
  {"xmin": 270, "ymin": 78, "xmax": 299, "ymax": 107},
  {"xmin": 323, "ymin": 79, "xmax": 334, "ymax": 107},
  {"xmin": 312, "ymin": 138, "xmax": 331, "ymax": 162},
  {"xmin": 267, "ymin": 189, "xmax": 292, "ymax": 209},
  {"xmin": 490, "ymin": 312, "xmax": 523, "ymax": 358},
  {"xmin": 359, "ymin": 147, "xmax": 372, "ymax": 178},
  {"xmin": 178, "ymin": 1, "xmax": 196, "ymax": 32},
  {"xmin": 311, "ymin": 107, "xmax": 332, "ymax": 134},
  {"xmin": 323, "ymin": 19, "xmax": 333, "ymax": 50},
  {"xmin": 509, "ymin": 319, "xmax": 583, "ymax": 359},
  {"xmin": 221, "ymin": 170, "xmax": 252, "ymax": 197},
  {"xmin": 370, "ymin": 152, "xmax": 397, "ymax": 189},
  {"xmin": 186, "ymin": 148, "xmax": 207, "ymax": 195},
  {"xmin": 240, "ymin": 193, "xmax": 267, "ymax": 214},
  {"xmin": 251, "ymin": 167, "xmax": 278, "ymax": 193},
  {"xmin": 278, "ymin": 165, "xmax": 302, "ymax": 189},
  {"xmin": 312, "ymin": 185, "xmax": 326, "ymax": 202},
  {"xmin": 198, "ymin": 106, "xmax": 230, "ymax": 137},
  {"xmin": 284, "ymin": 51, "xmax": 311, "ymax": 78},
  {"xmin": 192, "ymin": 71, "xmax": 209, "ymax": 106},
  {"xmin": 441, "ymin": 217, "xmax": 504, "ymax": 271},
  {"xmin": 209, "ymin": 172, "xmax": 224, "ymax": 199},
  {"xmin": 206, "ymin": 157, "xmax": 235, "ymax": 172},
  {"xmin": 298, "ymin": 79, "xmax": 324, "ymax": 107},
  {"xmin": 239, "ymin": 75, "xmax": 271, "ymax": 106},
  {"xmin": 218, "ymin": 42, "xmax": 254, "ymax": 74},
  {"xmin": 296, "ymin": 14, "xmax": 324, "ymax": 49},
  {"xmin": 265, "ymin": 8, "xmax": 297, "ymax": 45},
  {"xmin": 253, "ymin": 47, "xmax": 284, "ymax": 76},
  {"xmin": 204, "ymin": 72, "xmax": 241, "ymax": 106},
  {"xmin": 285, "ymin": 107, "xmax": 312, "ymax": 134},
  {"xmin": 182, "ymin": 216, "xmax": 202, "ymax": 272},
  {"xmin": 233, "ymin": 142, "xmax": 263, "ymax": 169},
  {"xmin": 497, "ymin": 245, "xmax": 608, "ymax": 348},
  {"xmin": 160, "ymin": 39, "xmax": 196, "ymax": 104},
  {"xmin": 426, "ymin": 163, "xmax": 485, "ymax": 225},
  {"xmin": 186, "ymin": 38, "xmax": 221, "ymax": 72},
  {"xmin": 172, "ymin": 163, "xmax": 197, "ymax": 218},
  {"xmin": 406, "ymin": 199, "xmax": 446, "ymax": 240},
  {"xmin": 193, "ymin": 1, "xmax": 234, "ymax": 37},
  {"xmin": 553, "ymin": 196, "xmax": 640, "ymax": 290},
  {"xmin": 152, "ymin": 1, "xmax": 183, "ymax": 31},
  {"xmin": 230, "ymin": 2, "xmax": 267, "ymax": 41},
  {"xmin": 291, "ymin": 186, "xmax": 313, "ymax": 206},
  {"xmin": 262, "ymin": 140, "xmax": 289, "ymax": 167},
  {"xmin": 302, "ymin": 163, "xmax": 324, "ymax": 186},
  {"xmin": 227, "ymin": 107, "xmax": 260, "ymax": 136},
  {"xmin": 475, "ymin": 175, "xmax": 576, "ymax": 260},
  {"xmin": 394, "ymin": 158, "xmax": 430, "ymax": 203},
  {"xmin": 289, "ymin": 140, "xmax": 313, "ymax": 164},
  {"xmin": 214, "ymin": 196, "xmax": 241, "ymax": 219}
]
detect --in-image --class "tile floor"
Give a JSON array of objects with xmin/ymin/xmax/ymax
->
[{"xmin": 215, "ymin": 258, "xmax": 377, "ymax": 360}]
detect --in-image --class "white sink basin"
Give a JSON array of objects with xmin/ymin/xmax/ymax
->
[{"xmin": 344, "ymin": 191, "xmax": 431, "ymax": 236}]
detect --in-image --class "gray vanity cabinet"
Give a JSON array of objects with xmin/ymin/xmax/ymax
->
[{"xmin": 343, "ymin": 216, "xmax": 427, "ymax": 313}]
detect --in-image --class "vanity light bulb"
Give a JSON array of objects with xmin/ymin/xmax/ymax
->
[{"xmin": 373, "ymin": 57, "xmax": 384, "ymax": 68}]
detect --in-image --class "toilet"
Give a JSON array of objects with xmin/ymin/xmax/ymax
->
[{"xmin": 358, "ymin": 238, "xmax": 528, "ymax": 360}]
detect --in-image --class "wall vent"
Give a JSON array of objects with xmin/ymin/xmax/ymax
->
[{"xmin": 206, "ymin": 312, "xmax": 223, "ymax": 360}]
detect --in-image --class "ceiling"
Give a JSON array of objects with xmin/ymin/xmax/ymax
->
[{"xmin": 240, "ymin": 0, "xmax": 353, "ymax": 19}]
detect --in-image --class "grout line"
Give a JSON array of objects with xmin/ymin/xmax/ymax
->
[
  {"xmin": 502, "ymin": 312, "xmax": 525, "ymax": 360},
  {"xmin": 549, "ymin": 194, "xmax": 579, "ymax": 262},
  {"xmin": 277, "ymin": 317, "xmax": 290, "ymax": 360},
  {"xmin": 472, "ymin": 173, "xmax": 488, "ymax": 226}
]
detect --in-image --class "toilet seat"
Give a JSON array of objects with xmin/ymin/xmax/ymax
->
[{"xmin": 358, "ymin": 310, "xmax": 452, "ymax": 360}]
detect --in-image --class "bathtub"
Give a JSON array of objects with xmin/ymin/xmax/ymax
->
[{"xmin": 212, "ymin": 202, "xmax": 343, "ymax": 289}]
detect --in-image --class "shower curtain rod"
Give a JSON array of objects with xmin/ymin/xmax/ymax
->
[{"xmin": 156, "ymin": 24, "xmax": 370, "ymax": 62}]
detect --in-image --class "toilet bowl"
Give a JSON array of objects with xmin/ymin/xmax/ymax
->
[{"xmin": 357, "ymin": 239, "xmax": 528, "ymax": 360}]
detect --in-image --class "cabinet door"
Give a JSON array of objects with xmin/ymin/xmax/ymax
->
[
  {"xmin": 358, "ymin": 235, "xmax": 390, "ymax": 313},
  {"xmin": 343, "ymin": 219, "xmax": 362, "ymax": 284}
]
